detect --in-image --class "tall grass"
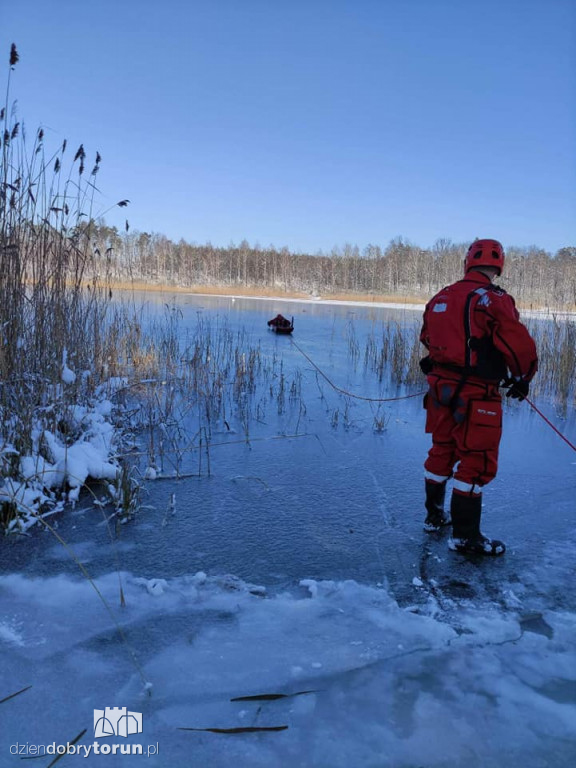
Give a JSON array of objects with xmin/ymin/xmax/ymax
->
[
  {"xmin": 116, "ymin": 313, "xmax": 306, "ymax": 479},
  {"xmin": 0, "ymin": 47, "xmax": 161, "ymax": 527},
  {"xmin": 362, "ymin": 321, "xmax": 422, "ymax": 387},
  {"xmin": 359, "ymin": 315, "xmax": 576, "ymax": 412},
  {"xmin": 525, "ymin": 317, "xmax": 576, "ymax": 415},
  {"xmin": 1, "ymin": 46, "xmax": 124, "ymax": 415}
]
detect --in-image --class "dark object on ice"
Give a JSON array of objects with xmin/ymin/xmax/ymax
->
[
  {"xmin": 424, "ymin": 479, "xmax": 451, "ymax": 532},
  {"xmin": 178, "ymin": 725, "xmax": 289, "ymax": 734},
  {"xmin": 0, "ymin": 685, "xmax": 32, "ymax": 705},
  {"xmin": 230, "ymin": 689, "xmax": 317, "ymax": 702},
  {"xmin": 267, "ymin": 314, "xmax": 294, "ymax": 334},
  {"xmin": 448, "ymin": 493, "xmax": 506, "ymax": 556}
]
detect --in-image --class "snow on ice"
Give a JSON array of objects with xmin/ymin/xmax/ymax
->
[{"xmin": 0, "ymin": 568, "xmax": 575, "ymax": 767}]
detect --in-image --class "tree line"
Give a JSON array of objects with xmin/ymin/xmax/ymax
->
[{"xmin": 88, "ymin": 222, "xmax": 576, "ymax": 308}]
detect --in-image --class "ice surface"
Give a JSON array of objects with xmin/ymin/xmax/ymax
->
[
  {"xmin": 0, "ymin": 569, "xmax": 575, "ymax": 767},
  {"xmin": 1, "ymin": 294, "xmax": 575, "ymax": 767}
]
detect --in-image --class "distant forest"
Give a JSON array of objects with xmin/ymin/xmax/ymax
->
[{"xmin": 90, "ymin": 222, "xmax": 576, "ymax": 308}]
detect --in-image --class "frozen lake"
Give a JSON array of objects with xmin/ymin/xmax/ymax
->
[{"xmin": 1, "ymin": 293, "xmax": 575, "ymax": 767}]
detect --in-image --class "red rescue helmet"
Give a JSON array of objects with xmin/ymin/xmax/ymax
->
[{"xmin": 465, "ymin": 239, "xmax": 505, "ymax": 276}]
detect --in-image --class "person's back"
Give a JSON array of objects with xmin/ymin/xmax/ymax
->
[
  {"xmin": 420, "ymin": 238, "xmax": 538, "ymax": 556},
  {"xmin": 423, "ymin": 271, "xmax": 537, "ymax": 384}
]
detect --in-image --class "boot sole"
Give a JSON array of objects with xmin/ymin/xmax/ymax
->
[{"xmin": 448, "ymin": 537, "xmax": 506, "ymax": 556}]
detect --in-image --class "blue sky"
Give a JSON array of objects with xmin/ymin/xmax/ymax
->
[{"xmin": 2, "ymin": 0, "xmax": 575, "ymax": 253}]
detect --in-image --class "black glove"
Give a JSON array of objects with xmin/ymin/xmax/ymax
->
[
  {"xmin": 419, "ymin": 355, "xmax": 434, "ymax": 375},
  {"xmin": 506, "ymin": 379, "xmax": 529, "ymax": 401}
]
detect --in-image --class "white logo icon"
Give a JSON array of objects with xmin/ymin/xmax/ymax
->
[{"xmin": 94, "ymin": 708, "xmax": 143, "ymax": 738}]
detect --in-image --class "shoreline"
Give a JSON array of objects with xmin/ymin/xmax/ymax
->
[
  {"xmin": 186, "ymin": 291, "xmax": 427, "ymax": 312},
  {"xmin": 106, "ymin": 280, "xmax": 576, "ymax": 317},
  {"xmin": 107, "ymin": 280, "xmax": 428, "ymax": 311}
]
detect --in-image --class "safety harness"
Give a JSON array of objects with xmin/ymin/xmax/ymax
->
[{"xmin": 433, "ymin": 285, "xmax": 499, "ymax": 412}]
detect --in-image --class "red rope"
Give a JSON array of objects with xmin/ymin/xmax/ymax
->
[
  {"xmin": 291, "ymin": 340, "xmax": 576, "ymax": 452},
  {"xmin": 290, "ymin": 338, "xmax": 426, "ymax": 403},
  {"xmin": 291, "ymin": 339, "xmax": 576, "ymax": 452},
  {"xmin": 525, "ymin": 396, "xmax": 576, "ymax": 453}
]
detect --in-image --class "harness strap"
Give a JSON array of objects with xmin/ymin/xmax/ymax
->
[
  {"xmin": 464, "ymin": 286, "xmax": 490, "ymax": 368},
  {"xmin": 447, "ymin": 372, "xmax": 469, "ymax": 413}
]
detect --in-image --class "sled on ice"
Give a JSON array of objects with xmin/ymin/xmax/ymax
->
[{"xmin": 267, "ymin": 314, "xmax": 294, "ymax": 335}]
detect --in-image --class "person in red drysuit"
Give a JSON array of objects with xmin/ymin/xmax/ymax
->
[
  {"xmin": 267, "ymin": 314, "xmax": 291, "ymax": 329},
  {"xmin": 420, "ymin": 238, "xmax": 538, "ymax": 555}
]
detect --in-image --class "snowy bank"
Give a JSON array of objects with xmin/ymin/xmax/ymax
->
[
  {"xmin": 0, "ymin": 380, "xmax": 127, "ymax": 532},
  {"xmin": 1, "ymin": 570, "xmax": 574, "ymax": 767}
]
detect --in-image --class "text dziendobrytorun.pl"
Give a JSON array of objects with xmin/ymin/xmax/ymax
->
[{"xmin": 10, "ymin": 742, "xmax": 159, "ymax": 758}]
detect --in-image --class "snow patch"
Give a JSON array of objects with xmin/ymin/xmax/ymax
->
[
  {"xmin": 0, "ymin": 570, "xmax": 573, "ymax": 767},
  {"xmin": 1, "ymin": 391, "xmax": 122, "ymax": 529},
  {"xmin": 60, "ymin": 348, "xmax": 76, "ymax": 384}
]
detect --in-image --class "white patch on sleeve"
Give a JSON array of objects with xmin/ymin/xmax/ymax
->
[{"xmin": 433, "ymin": 303, "xmax": 447, "ymax": 313}]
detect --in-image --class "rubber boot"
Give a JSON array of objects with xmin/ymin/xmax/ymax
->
[
  {"xmin": 448, "ymin": 492, "xmax": 506, "ymax": 556},
  {"xmin": 424, "ymin": 479, "xmax": 451, "ymax": 532}
]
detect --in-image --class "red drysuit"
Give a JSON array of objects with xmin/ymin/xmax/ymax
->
[
  {"xmin": 421, "ymin": 271, "xmax": 538, "ymax": 494},
  {"xmin": 267, "ymin": 314, "xmax": 291, "ymax": 329}
]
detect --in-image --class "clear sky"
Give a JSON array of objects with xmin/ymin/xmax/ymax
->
[{"xmin": 1, "ymin": 0, "xmax": 575, "ymax": 253}]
